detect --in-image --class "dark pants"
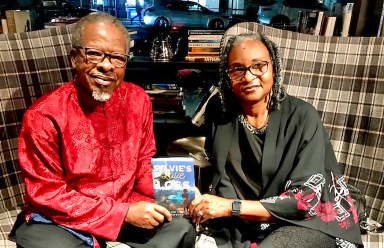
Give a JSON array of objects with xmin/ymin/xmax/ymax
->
[
  {"xmin": 15, "ymin": 217, "xmax": 196, "ymax": 248},
  {"xmin": 213, "ymin": 225, "xmax": 337, "ymax": 248}
]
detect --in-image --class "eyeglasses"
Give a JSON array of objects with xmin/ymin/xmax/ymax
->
[
  {"xmin": 74, "ymin": 46, "xmax": 129, "ymax": 68},
  {"xmin": 228, "ymin": 60, "xmax": 272, "ymax": 81}
]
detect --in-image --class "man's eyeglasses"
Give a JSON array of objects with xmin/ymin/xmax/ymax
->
[
  {"xmin": 74, "ymin": 46, "xmax": 129, "ymax": 68},
  {"xmin": 227, "ymin": 60, "xmax": 272, "ymax": 81}
]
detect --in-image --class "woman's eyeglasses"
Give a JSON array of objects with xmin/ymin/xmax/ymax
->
[
  {"xmin": 73, "ymin": 46, "xmax": 129, "ymax": 68},
  {"xmin": 228, "ymin": 60, "xmax": 272, "ymax": 81}
]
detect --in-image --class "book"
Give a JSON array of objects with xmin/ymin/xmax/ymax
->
[
  {"xmin": 314, "ymin": 11, "xmax": 324, "ymax": 35},
  {"xmin": 188, "ymin": 35, "xmax": 223, "ymax": 40},
  {"xmin": 302, "ymin": 11, "xmax": 320, "ymax": 34},
  {"xmin": 152, "ymin": 157, "xmax": 195, "ymax": 217},
  {"xmin": 5, "ymin": 10, "xmax": 31, "ymax": 33},
  {"xmin": 185, "ymin": 56, "xmax": 220, "ymax": 62},
  {"xmin": 188, "ymin": 47, "xmax": 220, "ymax": 53},
  {"xmin": 144, "ymin": 83, "xmax": 180, "ymax": 90},
  {"xmin": 5, "ymin": 10, "xmax": 16, "ymax": 33},
  {"xmin": 1, "ymin": 19, "xmax": 7, "ymax": 34},
  {"xmin": 296, "ymin": 11, "xmax": 305, "ymax": 32},
  {"xmin": 188, "ymin": 52, "xmax": 220, "ymax": 56},
  {"xmin": 323, "ymin": 16, "xmax": 336, "ymax": 36},
  {"xmin": 188, "ymin": 42, "xmax": 220, "ymax": 48},
  {"xmin": 341, "ymin": 3, "xmax": 354, "ymax": 37},
  {"xmin": 188, "ymin": 30, "xmax": 225, "ymax": 35}
]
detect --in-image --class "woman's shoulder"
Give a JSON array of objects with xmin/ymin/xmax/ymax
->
[{"xmin": 282, "ymin": 94, "xmax": 319, "ymax": 113}]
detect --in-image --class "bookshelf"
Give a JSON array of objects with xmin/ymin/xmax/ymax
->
[{"xmin": 124, "ymin": 56, "xmax": 218, "ymax": 156}]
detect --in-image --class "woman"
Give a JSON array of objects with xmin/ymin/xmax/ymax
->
[{"xmin": 189, "ymin": 32, "xmax": 363, "ymax": 248}]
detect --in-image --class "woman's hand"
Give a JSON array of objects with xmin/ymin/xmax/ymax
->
[{"xmin": 189, "ymin": 194, "xmax": 232, "ymax": 224}]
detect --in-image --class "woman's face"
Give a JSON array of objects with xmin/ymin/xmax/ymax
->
[{"xmin": 227, "ymin": 39, "xmax": 274, "ymax": 105}]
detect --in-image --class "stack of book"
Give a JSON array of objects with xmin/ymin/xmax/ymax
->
[
  {"xmin": 1, "ymin": 10, "xmax": 31, "ymax": 34},
  {"xmin": 185, "ymin": 29, "xmax": 224, "ymax": 62},
  {"xmin": 144, "ymin": 83, "xmax": 185, "ymax": 122},
  {"xmin": 295, "ymin": 2, "xmax": 354, "ymax": 37}
]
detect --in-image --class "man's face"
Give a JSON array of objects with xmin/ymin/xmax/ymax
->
[{"xmin": 71, "ymin": 22, "xmax": 127, "ymax": 101}]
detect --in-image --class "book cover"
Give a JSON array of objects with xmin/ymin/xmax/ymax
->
[{"xmin": 152, "ymin": 157, "xmax": 195, "ymax": 217}]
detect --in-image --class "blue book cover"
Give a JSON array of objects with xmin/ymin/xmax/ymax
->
[{"xmin": 152, "ymin": 157, "xmax": 195, "ymax": 217}]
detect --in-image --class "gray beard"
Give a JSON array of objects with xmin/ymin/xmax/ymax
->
[{"xmin": 92, "ymin": 91, "xmax": 111, "ymax": 102}]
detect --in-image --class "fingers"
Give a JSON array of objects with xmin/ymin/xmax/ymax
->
[
  {"xmin": 154, "ymin": 204, "xmax": 172, "ymax": 222},
  {"xmin": 126, "ymin": 202, "xmax": 172, "ymax": 229}
]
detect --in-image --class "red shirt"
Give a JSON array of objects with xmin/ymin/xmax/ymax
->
[{"xmin": 18, "ymin": 77, "xmax": 156, "ymax": 241}]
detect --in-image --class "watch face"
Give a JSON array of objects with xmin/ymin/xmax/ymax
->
[{"xmin": 232, "ymin": 200, "xmax": 241, "ymax": 216}]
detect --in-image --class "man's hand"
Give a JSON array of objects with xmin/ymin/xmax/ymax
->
[{"xmin": 125, "ymin": 201, "xmax": 172, "ymax": 229}]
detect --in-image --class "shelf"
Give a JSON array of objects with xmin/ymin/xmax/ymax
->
[
  {"xmin": 126, "ymin": 56, "xmax": 220, "ymax": 70},
  {"xmin": 124, "ymin": 56, "xmax": 220, "ymax": 89}
]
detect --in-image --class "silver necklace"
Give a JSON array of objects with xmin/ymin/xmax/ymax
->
[{"xmin": 238, "ymin": 114, "xmax": 268, "ymax": 135}]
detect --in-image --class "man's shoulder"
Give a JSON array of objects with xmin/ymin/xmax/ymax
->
[{"xmin": 27, "ymin": 82, "xmax": 75, "ymax": 112}]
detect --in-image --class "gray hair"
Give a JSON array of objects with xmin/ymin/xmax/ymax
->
[
  {"xmin": 217, "ymin": 32, "xmax": 286, "ymax": 118},
  {"xmin": 71, "ymin": 12, "xmax": 130, "ymax": 53}
]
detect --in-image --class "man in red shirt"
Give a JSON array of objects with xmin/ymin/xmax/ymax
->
[{"xmin": 12, "ymin": 12, "xmax": 195, "ymax": 248}]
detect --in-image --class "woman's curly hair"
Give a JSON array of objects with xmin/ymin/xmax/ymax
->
[{"xmin": 217, "ymin": 33, "xmax": 286, "ymax": 119}]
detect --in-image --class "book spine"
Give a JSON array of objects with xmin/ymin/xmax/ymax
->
[
  {"xmin": 5, "ymin": 10, "xmax": 16, "ymax": 33},
  {"xmin": 188, "ymin": 30, "xmax": 225, "ymax": 35},
  {"xmin": 324, "ymin": 16, "xmax": 336, "ymax": 36},
  {"xmin": 1, "ymin": 19, "xmax": 7, "ymax": 34},
  {"xmin": 187, "ymin": 39, "xmax": 221, "ymax": 43},
  {"xmin": 341, "ymin": 3, "xmax": 354, "ymax": 37},
  {"xmin": 296, "ymin": 11, "xmax": 304, "ymax": 32},
  {"xmin": 144, "ymin": 83, "xmax": 179, "ymax": 90},
  {"xmin": 13, "ymin": 10, "xmax": 31, "ymax": 33},
  {"xmin": 314, "ymin": 11, "xmax": 324, "ymax": 35},
  {"xmin": 188, "ymin": 35, "xmax": 223, "ymax": 40},
  {"xmin": 185, "ymin": 56, "xmax": 220, "ymax": 62},
  {"xmin": 188, "ymin": 47, "xmax": 220, "ymax": 53},
  {"xmin": 188, "ymin": 42, "xmax": 220, "ymax": 48},
  {"xmin": 188, "ymin": 52, "xmax": 220, "ymax": 55}
]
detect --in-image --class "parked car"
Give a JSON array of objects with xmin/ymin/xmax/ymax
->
[
  {"xmin": 257, "ymin": 0, "xmax": 328, "ymax": 30},
  {"xmin": 143, "ymin": 1, "xmax": 231, "ymax": 29},
  {"xmin": 38, "ymin": 0, "xmax": 98, "ymax": 23}
]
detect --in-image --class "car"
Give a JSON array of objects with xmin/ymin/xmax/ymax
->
[
  {"xmin": 38, "ymin": 0, "xmax": 98, "ymax": 23},
  {"xmin": 143, "ymin": 1, "xmax": 231, "ymax": 29},
  {"xmin": 257, "ymin": 0, "xmax": 329, "ymax": 30}
]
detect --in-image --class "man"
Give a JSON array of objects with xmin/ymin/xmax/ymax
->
[
  {"xmin": 130, "ymin": 0, "xmax": 143, "ymax": 25},
  {"xmin": 12, "ymin": 12, "xmax": 196, "ymax": 248}
]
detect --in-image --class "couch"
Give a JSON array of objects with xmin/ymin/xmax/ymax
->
[{"xmin": 0, "ymin": 22, "xmax": 383, "ymax": 247}]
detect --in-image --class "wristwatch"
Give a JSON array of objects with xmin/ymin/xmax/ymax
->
[{"xmin": 231, "ymin": 200, "xmax": 242, "ymax": 216}]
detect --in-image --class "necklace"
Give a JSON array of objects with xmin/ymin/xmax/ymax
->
[{"xmin": 238, "ymin": 114, "xmax": 268, "ymax": 135}]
